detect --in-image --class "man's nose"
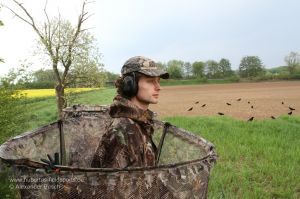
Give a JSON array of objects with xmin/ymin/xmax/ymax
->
[{"xmin": 154, "ymin": 81, "xmax": 161, "ymax": 90}]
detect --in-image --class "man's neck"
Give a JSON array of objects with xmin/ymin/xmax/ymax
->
[{"xmin": 130, "ymin": 97, "xmax": 149, "ymax": 111}]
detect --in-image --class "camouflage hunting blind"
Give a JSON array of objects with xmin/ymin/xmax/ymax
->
[{"xmin": 0, "ymin": 105, "xmax": 217, "ymax": 199}]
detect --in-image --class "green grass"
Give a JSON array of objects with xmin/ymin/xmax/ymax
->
[
  {"xmin": 23, "ymin": 88, "xmax": 116, "ymax": 131},
  {"xmin": 1, "ymin": 88, "xmax": 300, "ymax": 198},
  {"xmin": 163, "ymin": 115, "xmax": 300, "ymax": 199}
]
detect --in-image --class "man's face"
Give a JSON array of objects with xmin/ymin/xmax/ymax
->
[{"xmin": 136, "ymin": 75, "xmax": 161, "ymax": 105}]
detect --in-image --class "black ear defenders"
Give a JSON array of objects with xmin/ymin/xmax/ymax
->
[{"xmin": 122, "ymin": 72, "xmax": 138, "ymax": 98}]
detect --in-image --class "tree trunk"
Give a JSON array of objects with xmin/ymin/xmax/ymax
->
[{"xmin": 55, "ymin": 84, "xmax": 65, "ymax": 119}]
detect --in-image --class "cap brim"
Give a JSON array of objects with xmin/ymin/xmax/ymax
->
[{"xmin": 139, "ymin": 69, "xmax": 169, "ymax": 79}]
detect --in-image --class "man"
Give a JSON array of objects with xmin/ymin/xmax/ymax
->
[{"xmin": 91, "ymin": 56, "xmax": 169, "ymax": 168}]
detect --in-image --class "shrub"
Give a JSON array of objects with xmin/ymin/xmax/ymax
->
[
  {"xmin": 226, "ymin": 75, "xmax": 240, "ymax": 82},
  {"xmin": 196, "ymin": 77, "xmax": 208, "ymax": 83}
]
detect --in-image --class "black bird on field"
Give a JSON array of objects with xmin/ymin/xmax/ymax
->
[
  {"xmin": 289, "ymin": 106, "xmax": 296, "ymax": 111},
  {"xmin": 271, "ymin": 116, "xmax": 276, "ymax": 119},
  {"xmin": 288, "ymin": 111, "xmax": 293, "ymax": 115},
  {"xmin": 251, "ymin": 105, "xmax": 254, "ymax": 109},
  {"xmin": 237, "ymin": 98, "xmax": 241, "ymax": 101},
  {"xmin": 195, "ymin": 101, "xmax": 199, "ymax": 104},
  {"xmin": 201, "ymin": 104, "xmax": 206, "ymax": 107},
  {"xmin": 247, "ymin": 117, "xmax": 254, "ymax": 121},
  {"xmin": 281, "ymin": 101, "xmax": 284, "ymax": 105},
  {"xmin": 226, "ymin": 102, "xmax": 231, "ymax": 106},
  {"xmin": 218, "ymin": 112, "xmax": 224, "ymax": 115},
  {"xmin": 187, "ymin": 107, "xmax": 193, "ymax": 111},
  {"xmin": 248, "ymin": 101, "xmax": 250, "ymax": 104}
]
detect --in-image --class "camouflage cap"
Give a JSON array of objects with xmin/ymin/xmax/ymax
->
[{"xmin": 121, "ymin": 56, "xmax": 169, "ymax": 79}]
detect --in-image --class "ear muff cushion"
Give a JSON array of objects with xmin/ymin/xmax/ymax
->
[{"xmin": 122, "ymin": 74, "xmax": 138, "ymax": 98}]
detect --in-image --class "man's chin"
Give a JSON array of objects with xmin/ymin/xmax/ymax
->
[
  {"xmin": 150, "ymin": 100, "xmax": 158, "ymax": 104},
  {"xmin": 136, "ymin": 96, "xmax": 158, "ymax": 105}
]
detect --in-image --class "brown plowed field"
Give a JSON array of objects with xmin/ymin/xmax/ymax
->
[{"xmin": 150, "ymin": 81, "xmax": 300, "ymax": 121}]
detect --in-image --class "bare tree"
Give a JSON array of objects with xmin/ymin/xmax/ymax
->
[
  {"xmin": 284, "ymin": 51, "xmax": 300, "ymax": 75},
  {"xmin": 4, "ymin": 0, "xmax": 92, "ymax": 119}
]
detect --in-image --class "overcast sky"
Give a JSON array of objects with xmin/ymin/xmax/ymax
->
[{"xmin": 0, "ymin": 0, "xmax": 300, "ymax": 76}]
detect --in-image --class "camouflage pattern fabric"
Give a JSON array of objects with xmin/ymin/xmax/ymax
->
[
  {"xmin": 121, "ymin": 56, "xmax": 169, "ymax": 79},
  {"xmin": 91, "ymin": 95, "xmax": 157, "ymax": 168},
  {"xmin": 0, "ymin": 105, "xmax": 217, "ymax": 199}
]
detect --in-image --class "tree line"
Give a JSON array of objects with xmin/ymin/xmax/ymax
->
[
  {"xmin": 3, "ymin": 52, "xmax": 300, "ymax": 90},
  {"xmin": 157, "ymin": 52, "xmax": 300, "ymax": 81}
]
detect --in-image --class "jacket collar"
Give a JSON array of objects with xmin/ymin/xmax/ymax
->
[{"xmin": 109, "ymin": 95, "xmax": 155, "ymax": 123}]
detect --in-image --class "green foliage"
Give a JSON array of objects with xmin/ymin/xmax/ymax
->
[
  {"xmin": 196, "ymin": 76, "xmax": 208, "ymax": 83},
  {"xmin": 267, "ymin": 65, "xmax": 289, "ymax": 74},
  {"xmin": 105, "ymin": 71, "xmax": 119, "ymax": 82},
  {"xmin": 0, "ymin": 84, "xmax": 30, "ymax": 198},
  {"xmin": 276, "ymin": 72, "xmax": 300, "ymax": 80},
  {"xmin": 68, "ymin": 63, "xmax": 107, "ymax": 88},
  {"xmin": 183, "ymin": 62, "xmax": 192, "ymax": 78},
  {"xmin": 156, "ymin": 61, "xmax": 167, "ymax": 71},
  {"xmin": 0, "ymin": 62, "xmax": 34, "ymax": 88},
  {"xmin": 239, "ymin": 56, "xmax": 265, "ymax": 78},
  {"xmin": 0, "ymin": 86, "xmax": 29, "ymax": 144},
  {"xmin": 192, "ymin": 61, "xmax": 205, "ymax": 78},
  {"xmin": 104, "ymin": 71, "xmax": 119, "ymax": 87},
  {"xmin": 167, "ymin": 60, "xmax": 184, "ymax": 79},
  {"xmin": 0, "ymin": 165, "xmax": 20, "ymax": 199},
  {"xmin": 226, "ymin": 74, "xmax": 240, "ymax": 82},
  {"xmin": 164, "ymin": 115, "xmax": 300, "ymax": 199},
  {"xmin": 219, "ymin": 58, "xmax": 233, "ymax": 77},
  {"xmin": 254, "ymin": 66, "xmax": 300, "ymax": 81},
  {"xmin": 29, "ymin": 69, "xmax": 57, "ymax": 88},
  {"xmin": 206, "ymin": 60, "xmax": 220, "ymax": 78},
  {"xmin": 66, "ymin": 32, "xmax": 107, "ymax": 88},
  {"xmin": 0, "ymin": 71, "xmax": 30, "ymax": 153}
]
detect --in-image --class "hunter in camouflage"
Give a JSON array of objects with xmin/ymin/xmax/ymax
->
[
  {"xmin": 0, "ymin": 58, "xmax": 217, "ymax": 199},
  {"xmin": 91, "ymin": 56, "xmax": 169, "ymax": 168},
  {"xmin": 91, "ymin": 95, "xmax": 157, "ymax": 167}
]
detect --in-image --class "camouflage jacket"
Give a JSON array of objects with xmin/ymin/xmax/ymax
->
[{"xmin": 91, "ymin": 96, "xmax": 157, "ymax": 168}]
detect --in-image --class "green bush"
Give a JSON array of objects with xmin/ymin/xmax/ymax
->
[
  {"xmin": 226, "ymin": 75, "xmax": 240, "ymax": 82},
  {"xmin": 0, "ymin": 87, "xmax": 29, "ymax": 143},
  {"xmin": 0, "ymin": 85, "xmax": 29, "ymax": 199},
  {"xmin": 196, "ymin": 77, "xmax": 208, "ymax": 83},
  {"xmin": 252, "ymin": 74, "xmax": 273, "ymax": 82},
  {"xmin": 22, "ymin": 81, "xmax": 56, "ymax": 89},
  {"xmin": 271, "ymin": 72, "xmax": 300, "ymax": 80},
  {"xmin": 289, "ymin": 73, "xmax": 300, "ymax": 80},
  {"xmin": 0, "ymin": 164, "xmax": 19, "ymax": 199}
]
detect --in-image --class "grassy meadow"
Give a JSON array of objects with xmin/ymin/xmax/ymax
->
[
  {"xmin": 165, "ymin": 116, "xmax": 300, "ymax": 199},
  {"xmin": 0, "ymin": 88, "xmax": 300, "ymax": 198}
]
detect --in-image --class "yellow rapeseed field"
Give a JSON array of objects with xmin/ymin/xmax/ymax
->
[{"xmin": 19, "ymin": 88, "xmax": 100, "ymax": 98}]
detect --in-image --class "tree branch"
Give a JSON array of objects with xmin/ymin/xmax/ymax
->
[
  {"xmin": 2, "ymin": 4, "xmax": 33, "ymax": 26},
  {"xmin": 43, "ymin": 0, "xmax": 51, "ymax": 44}
]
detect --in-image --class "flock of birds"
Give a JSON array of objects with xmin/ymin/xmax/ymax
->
[{"xmin": 187, "ymin": 98, "xmax": 296, "ymax": 121}]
